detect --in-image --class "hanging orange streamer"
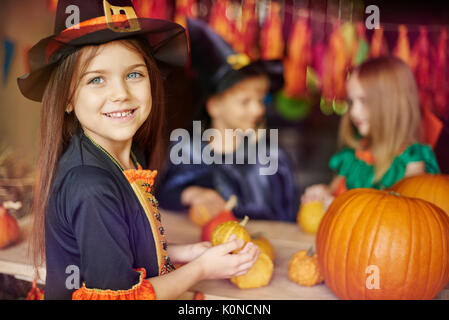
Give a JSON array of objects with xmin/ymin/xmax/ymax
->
[
  {"xmin": 260, "ymin": 2, "xmax": 284, "ymax": 60},
  {"xmin": 283, "ymin": 18, "xmax": 311, "ymax": 98}
]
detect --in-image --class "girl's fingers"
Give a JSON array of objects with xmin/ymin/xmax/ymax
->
[
  {"xmin": 220, "ymin": 237, "xmax": 244, "ymax": 253},
  {"xmin": 236, "ymin": 241, "xmax": 255, "ymax": 254}
]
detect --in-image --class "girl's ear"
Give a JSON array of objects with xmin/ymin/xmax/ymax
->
[{"xmin": 206, "ymin": 96, "xmax": 220, "ymax": 119}]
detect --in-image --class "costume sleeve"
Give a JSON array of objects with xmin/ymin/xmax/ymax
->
[
  {"xmin": 216, "ymin": 148, "xmax": 300, "ymax": 222},
  {"xmin": 395, "ymin": 143, "xmax": 441, "ymax": 174},
  {"xmin": 329, "ymin": 148, "xmax": 375, "ymax": 189},
  {"xmin": 62, "ymin": 166, "xmax": 156, "ymax": 300},
  {"xmin": 156, "ymin": 143, "xmax": 214, "ymax": 211},
  {"xmin": 380, "ymin": 143, "xmax": 441, "ymax": 188}
]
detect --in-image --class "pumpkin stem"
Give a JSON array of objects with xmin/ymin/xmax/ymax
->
[
  {"xmin": 388, "ymin": 191, "xmax": 402, "ymax": 197},
  {"xmin": 240, "ymin": 215, "xmax": 249, "ymax": 227},
  {"xmin": 224, "ymin": 195, "xmax": 238, "ymax": 211},
  {"xmin": 306, "ymin": 245, "xmax": 315, "ymax": 257}
]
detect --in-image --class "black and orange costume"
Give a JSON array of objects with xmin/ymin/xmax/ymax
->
[{"xmin": 45, "ymin": 127, "xmax": 174, "ymax": 299}]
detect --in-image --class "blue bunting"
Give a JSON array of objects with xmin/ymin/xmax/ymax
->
[{"xmin": 2, "ymin": 38, "xmax": 15, "ymax": 86}]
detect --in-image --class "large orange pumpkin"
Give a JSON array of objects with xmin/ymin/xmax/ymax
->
[
  {"xmin": 390, "ymin": 174, "xmax": 449, "ymax": 216},
  {"xmin": 316, "ymin": 188, "xmax": 449, "ymax": 300},
  {"xmin": 0, "ymin": 206, "xmax": 20, "ymax": 249}
]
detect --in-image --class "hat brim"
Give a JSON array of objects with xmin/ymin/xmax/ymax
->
[{"xmin": 18, "ymin": 17, "xmax": 188, "ymax": 102}]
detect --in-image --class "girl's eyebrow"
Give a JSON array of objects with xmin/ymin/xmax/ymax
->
[{"xmin": 80, "ymin": 64, "xmax": 147, "ymax": 79}]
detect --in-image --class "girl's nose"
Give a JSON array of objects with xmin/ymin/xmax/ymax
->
[{"xmin": 109, "ymin": 79, "xmax": 130, "ymax": 102}]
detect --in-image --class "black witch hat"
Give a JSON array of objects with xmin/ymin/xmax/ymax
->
[
  {"xmin": 186, "ymin": 18, "xmax": 283, "ymax": 100},
  {"xmin": 18, "ymin": 0, "xmax": 189, "ymax": 102}
]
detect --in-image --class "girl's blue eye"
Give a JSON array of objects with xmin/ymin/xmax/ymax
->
[
  {"xmin": 127, "ymin": 72, "xmax": 142, "ymax": 79},
  {"xmin": 89, "ymin": 77, "xmax": 104, "ymax": 85}
]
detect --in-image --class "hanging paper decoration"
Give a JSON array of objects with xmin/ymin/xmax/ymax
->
[
  {"xmin": 260, "ymin": 1, "xmax": 284, "ymax": 60},
  {"xmin": 283, "ymin": 18, "xmax": 311, "ymax": 97},
  {"xmin": 432, "ymin": 28, "xmax": 448, "ymax": 119},
  {"xmin": 411, "ymin": 27, "xmax": 432, "ymax": 110},
  {"xmin": 2, "ymin": 38, "xmax": 15, "ymax": 86},
  {"xmin": 47, "ymin": 0, "xmax": 58, "ymax": 12},
  {"xmin": 421, "ymin": 106, "xmax": 443, "ymax": 148},
  {"xmin": 234, "ymin": 0, "xmax": 259, "ymax": 61},
  {"xmin": 311, "ymin": 41, "xmax": 326, "ymax": 87},
  {"xmin": 133, "ymin": 0, "xmax": 170, "ymax": 20},
  {"xmin": 394, "ymin": 25, "xmax": 411, "ymax": 67},
  {"xmin": 340, "ymin": 22, "xmax": 358, "ymax": 63},
  {"xmin": 209, "ymin": 0, "xmax": 237, "ymax": 48},
  {"xmin": 275, "ymin": 17, "xmax": 312, "ymax": 121},
  {"xmin": 174, "ymin": 0, "xmax": 197, "ymax": 28},
  {"xmin": 320, "ymin": 24, "xmax": 350, "ymax": 115},
  {"xmin": 410, "ymin": 26, "xmax": 442, "ymax": 147},
  {"xmin": 370, "ymin": 26, "xmax": 388, "ymax": 58},
  {"xmin": 353, "ymin": 22, "xmax": 370, "ymax": 66}
]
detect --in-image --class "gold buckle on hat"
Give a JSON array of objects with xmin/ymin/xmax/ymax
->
[
  {"xmin": 103, "ymin": 0, "xmax": 141, "ymax": 33},
  {"xmin": 227, "ymin": 53, "xmax": 251, "ymax": 70}
]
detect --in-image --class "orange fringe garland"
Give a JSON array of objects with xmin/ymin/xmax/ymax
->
[{"xmin": 72, "ymin": 268, "xmax": 156, "ymax": 300}]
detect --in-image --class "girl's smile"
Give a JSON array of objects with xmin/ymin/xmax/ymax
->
[{"xmin": 102, "ymin": 107, "xmax": 138, "ymax": 121}]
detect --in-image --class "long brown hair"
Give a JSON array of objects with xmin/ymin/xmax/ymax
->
[
  {"xmin": 339, "ymin": 56, "xmax": 422, "ymax": 182},
  {"xmin": 30, "ymin": 37, "xmax": 167, "ymax": 274}
]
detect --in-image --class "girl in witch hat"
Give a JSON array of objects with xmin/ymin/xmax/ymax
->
[
  {"xmin": 156, "ymin": 18, "xmax": 300, "ymax": 222},
  {"xmin": 19, "ymin": 0, "xmax": 259, "ymax": 300}
]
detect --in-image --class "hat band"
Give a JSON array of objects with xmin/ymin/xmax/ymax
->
[{"xmin": 45, "ymin": 14, "xmax": 139, "ymax": 63}]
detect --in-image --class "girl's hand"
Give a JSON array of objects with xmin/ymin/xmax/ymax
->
[
  {"xmin": 167, "ymin": 242, "xmax": 212, "ymax": 264},
  {"xmin": 181, "ymin": 186, "xmax": 226, "ymax": 219},
  {"xmin": 301, "ymin": 184, "xmax": 331, "ymax": 203},
  {"xmin": 189, "ymin": 241, "xmax": 212, "ymax": 260},
  {"xmin": 301, "ymin": 184, "xmax": 335, "ymax": 211},
  {"xmin": 193, "ymin": 235, "xmax": 260, "ymax": 280}
]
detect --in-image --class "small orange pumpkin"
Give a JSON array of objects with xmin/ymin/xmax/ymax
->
[
  {"xmin": 189, "ymin": 204, "xmax": 212, "ymax": 226},
  {"xmin": 316, "ymin": 188, "xmax": 449, "ymax": 300},
  {"xmin": 201, "ymin": 196, "xmax": 238, "ymax": 241},
  {"xmin": 211, "ymin": 216, "xmax": 251, "ymax": 253},
  {"xmin": 297, "ymin": 201, "xmax": 326, "ymax": 234},
  {"xmin": 251, "ymin": 233, "xmax": 274, "ymax": 260},
  {"xmin": 0, "ymin": 206, "xmax": 20, "ymax": 249},
  {"xmin": 230, "ymin": 252, "xmax": 273, "ymax": 289},
  {"xmin": 390, "ymin": 174, "xmax": 449, "ymax": 216},
  {"xmin": 288, "ymin": 247, "xmax": 324, "ymax": 286}
]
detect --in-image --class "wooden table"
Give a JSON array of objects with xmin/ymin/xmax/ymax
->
[{"xmin": 1, "ymin": 211, "xmax": 448, "ymax": 300}]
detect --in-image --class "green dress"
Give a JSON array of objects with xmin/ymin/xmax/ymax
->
[{"xmin": 329, "ymin": 143, "xmax": 441, "ymax": 190}]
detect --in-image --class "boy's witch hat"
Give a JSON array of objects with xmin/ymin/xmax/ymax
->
[
  {"xmin": 186, "ymin": 18, "xmax": 283, "ymax": 99},
  {"xmin": 18, "ymin": 0, "xmax": 188, "ymax": 102}
]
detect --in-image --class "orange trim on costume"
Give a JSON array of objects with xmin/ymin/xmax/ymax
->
[
  {"xmin": 122, "ymin": 169, "xmax": 173, "ymax": 275},
  {"xmin": 122, "ymin": 169, "xmax": 157, "ymax": 186},
  {"xmin": 332, "ymin": 177, "xmax": 348, "ymax": 197},
  {"xmin": 355, "ymin": 149, "xmax": 375, "ymax": 164},
  {"xmin": 72, "ymin": 268, "xmax": 156, "ymax": 300}
]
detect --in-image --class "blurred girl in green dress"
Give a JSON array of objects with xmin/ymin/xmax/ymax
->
[{"xmin": 302, "ymin": 56, "xmax": 440, "ymax": 208}]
